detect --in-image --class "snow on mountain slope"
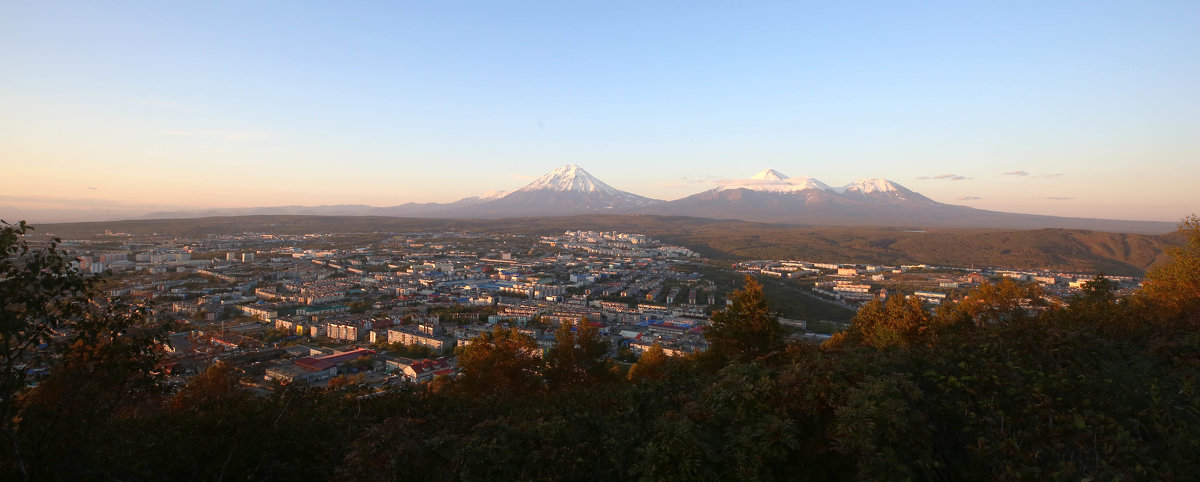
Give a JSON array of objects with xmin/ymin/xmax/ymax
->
[
  {"xmin": 134, "ymin": 164, "xmax": 1178, "ymax": 233},
  {"xmin": 749, "ymin": 169, "xmax": 789, "ymax": 181},
  {"xmin": 840, "ymin": 178, "xmax": 901, "ymax": 193},
  {"xmin": 477, "ymin": 190, "xmax": 509, "ymax": 201},
  {"xmin": 516, "ymin": 164, "xmax": 624, "ymax": 195},
  {"xmin": 458, "ymin": 164, "xmax": 657, "ymax": 216},
  {"xmin": 446, "ymin": 190, "xmax": 510, "ymax": 205},
  {"xmin": 836, "ymin": 178, "xmax": 938, "ymax": 204},
  {"xmin": 717, "ymin": 169, "xmax": 832, "ymax": 193}
]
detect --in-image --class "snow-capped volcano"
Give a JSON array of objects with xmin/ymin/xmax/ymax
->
[
  {"xmin": 712, "ymin": 170, "xmax": 923, "ymax": 199},
  {"xmin": 836, "ymin": 178, "xmax": 934, "ymax": 204},
  {"xmin": 718, "ymin": 169, "xmax": 833, "ymax": 193},
  {"xmin": 135, "ymin": 164, "xmax": 1176, "ymax": 232},
  {"xmin": 839, "ymin": 178, "xmax": 899, "ymax": 193},
  {"xmin": 516, "ymin": 164, "xmax": 626, "ymax": 195},
  {"xmin": 750, "ymin": 169, "xmax": 789, "ymax": 181},
  {"xmin": 450, "ymin": 164, "xmax": 657, "ymax": 217},
  {"xmin": 835, "ymin": 178, "xmax": 936, "ymax": 205},
  {"xmin": 645, "ymin": 169, "xmax": 946, "ymax": 224}
]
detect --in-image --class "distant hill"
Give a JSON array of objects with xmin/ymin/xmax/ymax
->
[
  {"xmin": 145, "ymin": 164, "xmax": 658, "ymax": 220},
  {"xmin": 652, "ymin": 224, "xmax": 1178, "ymax": 277},
  {"xmin": 136, "ymin": 166, "xmax": 1176, "ymax": 234},
  {"xmin": 642, "ymin": 169, "xmax": 1175, "ymax": 234},
  {"xmin": 37, "ymin": 214, "xmax": 1182, "ymax": 276}
]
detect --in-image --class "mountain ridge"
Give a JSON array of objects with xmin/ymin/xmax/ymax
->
[{"xmin": 135, "ymin": 165, "xmax": 1177, "ymax": 234}]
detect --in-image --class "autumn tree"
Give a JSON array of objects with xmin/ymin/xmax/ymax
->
[
  {"xmin": 1, "ymin": 222, "xmax": 91, "ymax": 428},
  {"xmin": 169, "ymin": 362, "xmax": 247, "ymax": 413},
  {"xmin": 1052, "ymin": 275, "xmax": 1141, "ymax": 335},
  {"xmin": 1140, "ymin": 214, "xmax": 1200, "ymax": 322},
  {"xmin": 328, "ymin": 373, "xmax": 367, "ymax": 391},
  {"xmin": 833, "ymin": 294, "xmax": 938, "ymax": 349},
  {"xmin": 544, "ymin": 318, "xmax": 610, "ymax": 389},
  {"xmin": 704, "ymin": 276, "xmax": 783, "ymax": 361},
  {"xmin": 627, "ymin": 342, "xmax": 670, "ymax": 383},
  {"xmin": 453, "ymin": 326, "xmax": 543, "ymax": 397},
  {"xmin": 942, "ymin": 277, "xmax": 1046, "ymax": 326},
  {"xmin": 0, "ymin": 221, "xmax": 167, "ymax": 479}
]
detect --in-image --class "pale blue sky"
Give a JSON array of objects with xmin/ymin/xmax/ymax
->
[{"xmin": 2, "ymin": 1, "xmax": 1197, "ymax": 222}]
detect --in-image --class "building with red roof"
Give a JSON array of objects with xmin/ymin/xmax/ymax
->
[{"xmin": 267, "ymin": 348, "xmax": 376, "ymax": 385}]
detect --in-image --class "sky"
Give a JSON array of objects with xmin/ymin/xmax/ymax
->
[{"xmin": 2, "ymin": 1, "xmax": 1198, "ymax": 223}]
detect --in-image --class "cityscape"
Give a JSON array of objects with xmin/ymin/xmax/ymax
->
[
  {"xmin": 8, "ymin": 212, "xmax": 1192, "ymax": 479},
  {"xmin": 54, "ymin": 225, "xmax": 1141, "ymax": 392},
  {"xmin": 3, "ymin": 1, "xmax": 1198, "ymax": 479}
]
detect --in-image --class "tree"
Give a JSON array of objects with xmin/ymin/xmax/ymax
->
[
  {"xmin": 453, "ymin": 327, "xmax": 543, "ymax": 397},
  {"xmin": 168, "ymin": 362, "xmax": 247, "ymax": 413},
  {"xmin": 1141, "ymin": 215, "xmax": 1200, "ymax": 321},
  {"xmin": 942, "ymin": 278, "xmax": 1046, "ymax": 326},
  {"xmin": 327, "ymin": 373, "xmax": 366, "ymax": 391},
  {"xmin": 544, "ymin": 318, "xmax": 610, "ymax": 389},
  {"xmin": 627, "ymin": 342, "xmax": 670, "ymax": 383},
  {"xmin": 0, "ymin": 220, "xmax": 167, "ymax": 479},
  {"xmin": 704, "ymin": 276, "xmax": 783, "ymax": 361},
  {"xmin": 1, "ymin": 221, "xmax": 94, "ymax": 477},
  {"xmin": 835, "ymin": 294, "xmax": 938, "ymax": 349},
  {"xmin": 1056, "ymin": 275, "xmax": 1138, "ymax": 335},
  {"xmin": 1, "ymin": 222, "xmax": 89, "ymax": 413}
]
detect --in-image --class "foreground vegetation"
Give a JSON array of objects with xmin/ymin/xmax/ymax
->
[{"xmin": 3, "ymin": 217, "xmax": 1199, "ymax": 480}]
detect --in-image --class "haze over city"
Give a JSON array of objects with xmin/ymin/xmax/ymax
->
[{"xmin": 3, "ymin": 2, "xmax": 1197, "ymax": 223}]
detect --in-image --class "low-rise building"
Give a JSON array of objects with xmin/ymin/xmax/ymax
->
[
  {"xmin": 387, "ymin": 325, "xmax": 451, "ymax": 351},
  {"xmin": 266, "ymin": 348, "xmax": 375, "ymax": 384},
  {"xmin": 386, "ymin": 357, "xmax": 456, "ymax": 383}
]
